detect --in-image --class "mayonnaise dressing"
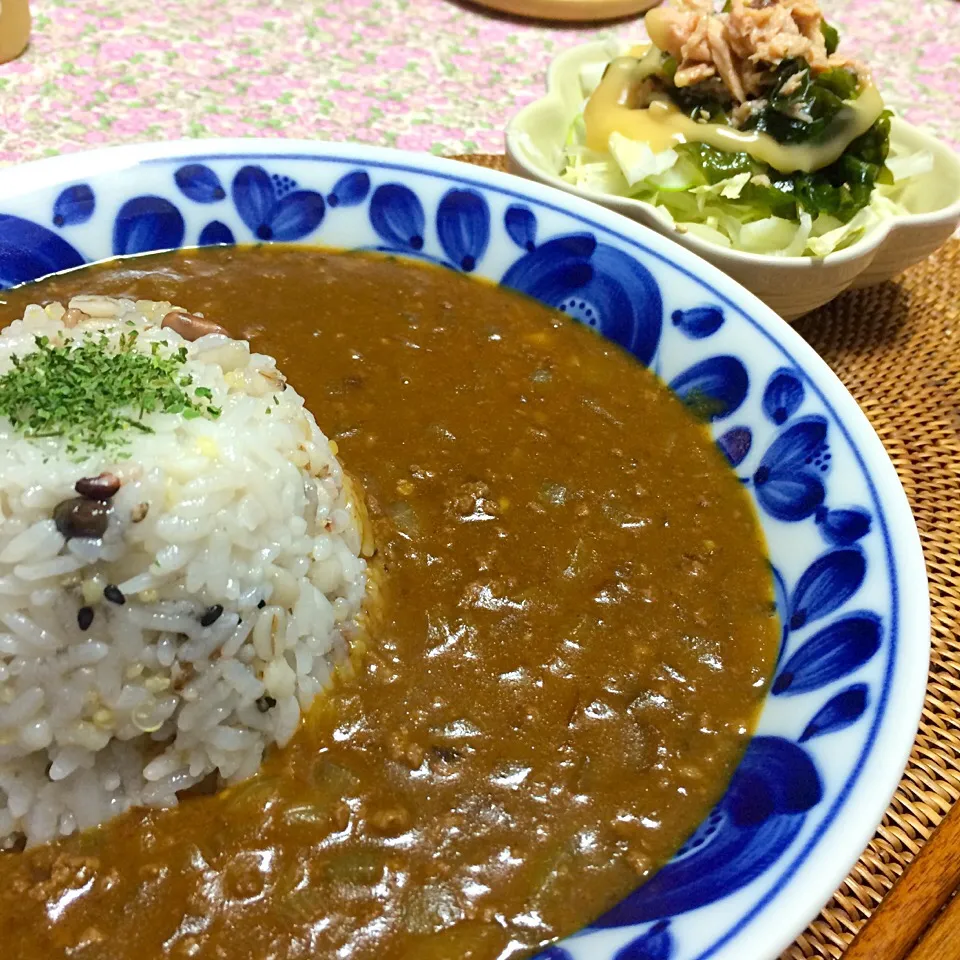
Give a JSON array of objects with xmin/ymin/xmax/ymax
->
[{"xmin": 583, "ymin": 54, "xmax": 884, "ymax": 174}]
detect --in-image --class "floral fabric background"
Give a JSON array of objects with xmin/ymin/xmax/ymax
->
[{"xmin": 0, "ymin": 0, "xmax": 958, "ymax": 166}]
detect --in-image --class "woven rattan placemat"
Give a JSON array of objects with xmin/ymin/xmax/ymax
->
[{"xmin": 452, "ymin": 153, "xmax": 960, "ymax": 959}]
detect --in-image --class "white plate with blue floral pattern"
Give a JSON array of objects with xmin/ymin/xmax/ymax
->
[{"xmin": 0, "ymin": 140, "xmax": 929, "ymax": 960}]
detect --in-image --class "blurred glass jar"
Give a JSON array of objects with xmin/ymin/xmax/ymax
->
[{"xmin": 0, "ymin": 0, "xmax": 31, "ymax": 65}]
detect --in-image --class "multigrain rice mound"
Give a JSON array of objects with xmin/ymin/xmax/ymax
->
[{"xmin": 0, "ymin": 296, "xmax": 371, "ymax": 847}]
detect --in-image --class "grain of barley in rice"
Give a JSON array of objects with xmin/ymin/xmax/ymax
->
[{"xmin": 0, "ymin": 296, "xmax": 372, "ymax": 847}]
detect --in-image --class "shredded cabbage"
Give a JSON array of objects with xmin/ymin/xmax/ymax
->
[
  {"xmin": 608, "ymin": 133, "xmax": 679, "ymax": 186},
  {"xmin": 578, "ymin": 61, "xmax": 607, "ymax": 98},
  {"xmin": 560, "ymin": 111, "xmax": 932, "ymax": 258}
]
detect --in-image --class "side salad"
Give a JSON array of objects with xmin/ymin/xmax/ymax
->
[{"xmin": 561, "ymin": 0, "xmax": 932, "ymax": 257}]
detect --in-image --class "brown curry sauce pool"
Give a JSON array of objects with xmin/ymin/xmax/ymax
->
[{"xmin": 0, "ymin": 247, "xmax": 777, "ymax": 959}]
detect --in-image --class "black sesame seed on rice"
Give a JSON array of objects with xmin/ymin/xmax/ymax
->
[
  {"xmin": 200, "ymin": 604, "xmax": 224, "ymax": 627},
  {"xmin": 103, "ymin": 584, "xmax": 125, "ymax": 605},
  {"xmin": 257, "ymin": 599, "xmax": 266, "ymax": 609},
  {"xmin": 77, "ymin": 606, "xmax": 94, "ymax": 631},
  {"xmin": 256, "ymin": 695, "xmax": 277, "ymax": 713}
]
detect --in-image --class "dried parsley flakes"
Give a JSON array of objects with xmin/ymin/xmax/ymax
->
[{"xmin": 0, "ymin": 331, "xmax": 221, "ymax": 453}]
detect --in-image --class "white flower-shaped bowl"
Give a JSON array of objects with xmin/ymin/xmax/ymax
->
[{"xmin": 505, "ymin": 39, "xmax": 960, "ymax": 321}]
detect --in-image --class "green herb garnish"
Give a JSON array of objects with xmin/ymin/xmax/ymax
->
[{"xmin": 0, "ymin": 330, "xmax": 220, "ymax": 453}]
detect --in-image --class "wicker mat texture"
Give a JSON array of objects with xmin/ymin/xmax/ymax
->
[{"xmin": 451, "ymin": 153, "xmax": 960, "ymax": 959}]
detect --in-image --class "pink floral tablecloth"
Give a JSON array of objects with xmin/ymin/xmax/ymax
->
[{"xmin": 0, "ymin": 0, "xmax": 958, "ymax": 166}]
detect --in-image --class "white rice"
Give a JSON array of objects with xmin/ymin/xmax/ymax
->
[{"xmin": 0, "ymin": 296, "xmax": 369, "ymax": 847}]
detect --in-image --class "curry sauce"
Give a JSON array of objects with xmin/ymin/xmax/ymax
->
[{"xmin": 0, "ymin": 247, "xmax": 777, "ymax": 959}]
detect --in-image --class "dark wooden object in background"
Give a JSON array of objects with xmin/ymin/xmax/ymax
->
[
  {"xmin": 845, "ymin": 801, "xmax": 960, "ymax": 959},
  {"xmin": 466, "ymin": 0, "xmax": 657, "ymax": 22}
]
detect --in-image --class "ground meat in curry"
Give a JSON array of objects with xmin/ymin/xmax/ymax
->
[{"xmin": 0, "ymin": 247, "xmax": 778, "ymax": 960}]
